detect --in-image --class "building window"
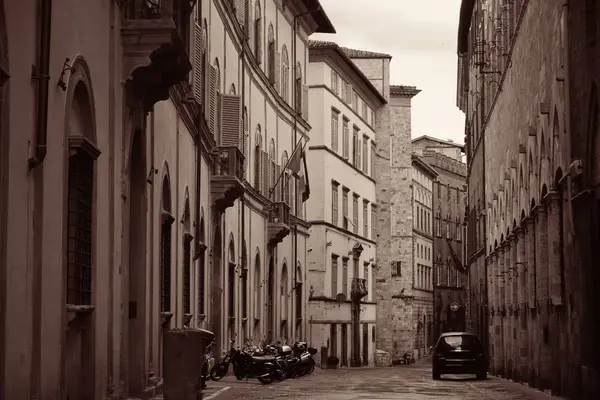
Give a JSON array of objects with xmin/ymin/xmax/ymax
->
[
  {"xmin": 332, "ymin": 182, "xmax": 339, "ymax": 226},
  {"xmin": 341, "ymin": 78, "xmax": 347, "ymax": 100},
  {"xmin": 331, "ymin": 255, "xmax": 339, "ymax": 296},
  {"xmin": 254, "ymin": 1, "xmax": 262, "ymax": 63},
  {"xmin": 342, "ymin": 188, "xmax": 349, "ymax": 230},
  {"xmin": 352, "ymin": 125, "xmax": 360, "ymax": 167},
  {"xmin": 267, "ymin": 24, "xmax": 275, "ymax": 82},
  {"xmin": 371, "ymin": 206, "xmax": 376, "ymax": 240},
  {"xmin": 160, "ymin": 177, "xmax": 174, "ymax": 313},
  {"xmin": 371, "ymin": 142, "xmax": 376, "ymax": 177},
  {"xmin": 342, "ymin": 117, "xmax": 349, "ymax": 159},
  {"xmin": 362, "ymin": 136, "xmax": 368, "ymax": 173},
  {"xmin": 342, "ymin": 258, "xmax": 348, "ymax": 297},
  {"xmin": 295, "ymin": 63, "xmax": 303, "ymax": 115},
  {"xmin": 362, "ymin": 101, "xmax": 368, "ymax": 121},
  {"xmin": 370, "ymin": 110, "xmax": 375, "ymax": 126},
  {"xmin": 363, "ymin": 200, "xmax": 369, "ymax": 237},
  {"xmin": 363, "ymin": 262, "xmax": 369, "ymax": 293},
  {"xmin": 331, "ymin": 69, "xmax": 339, "ymax": 94},
  {"xmin": 353, "ymin": 90, "xmax": 359, "ymax": 111},
  {"xmin": 254, "ymin": 253, "xmax": 262, "ymax": 318},
  {"xmin": 183, "ymin": 233, "xmax": 192, "ymax": 315},
  {"xmin": 391, "ymin": 261, "xmax": 401, "ymax": 277},
  {"xmin": 331, "ymin": 109, "xmax": 339, "ymax": 152},
  {"xmin": 254, "ymin": 128, "xmax": 262, "ymax": 190},
  {"xmin": 281, "ymin": 45, "xmax": 289, "ymax": 103},
  {"xmin": 353, "ymin": 194, "xmax": 359, "ymax": 234},
  {"xmin": 228, "ymin": 242, "xmax": 236, "ymax": 323},
  {"xmin": 66, "ymin": 151, "xmax": 95, "ymax": 306}
]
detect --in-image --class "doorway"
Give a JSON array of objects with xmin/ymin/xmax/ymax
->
[
  {"xmin": 127, "ymin": 130, "xmax": 147, "ymax": 394},
  {"xmin": 211, "ymin": 222, "xmax": 222, "ymax": 355},
  {"xmin": 267, "ymin": 256, "xmax": 275, "ymax": 343}
]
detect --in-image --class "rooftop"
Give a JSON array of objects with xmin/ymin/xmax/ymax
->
[
  {"xmin": 308, "ymin": 40, "xmax": 387, "ymax": 104},
  {"xmin": 301, "ymin": 0, "xmax": 336, "ymax": 34},
  {"xmin": 341, "ymin": 47, "xmax": 392, "ymax": 59},
  {"xmin": 412, "ymin": 135, "xmax": 465, "ymax": 151}
]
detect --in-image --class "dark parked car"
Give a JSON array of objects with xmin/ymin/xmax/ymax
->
[{"xmin": 431, "ymin": 332, "xmax": 487, "ymax": 380}]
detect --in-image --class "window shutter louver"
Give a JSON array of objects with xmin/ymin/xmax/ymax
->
[
  {"xmin": 302, "ymin": 84, "xmax": 309, "ymax": 119},
  {"xmin": 219, "ymin": 94, "xmax": 242, "ymax": 148},
  {"xmin": 193, "ymin": 23, "xmax": 205, "ymax": 104},
  {"xmin": 235, "ymin": 0, "xmax": 245, "ymax": 27},
  {"xmin": 246, "ymin": 0, "xmax": 253, "ymax": 42},
  {"xmin": 346, "ymin": 84, "xmax": 353, "ymax": 104},
  {"xmin": 275, "ymin": 165, "xmax": 281, "ymax": 200},
  {"xmin": 262, "ymin": 151, "xmax": 269, "ymax": 196},
  {"xmin": 208, "ymin": 65, "xmax": 218, "ymax": 136},
  {"xmin": 274, "ymin": 51, "xmax": 281, "ymax": 93}
]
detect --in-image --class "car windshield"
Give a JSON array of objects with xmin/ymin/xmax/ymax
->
[{"xmin": 439, "ymin": 335, "xmax": 483, "ymax": 351}]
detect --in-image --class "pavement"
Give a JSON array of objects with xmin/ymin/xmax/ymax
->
[{"xmin": 154, "ymin": 358, "xmax": 567, "ymax": 400}]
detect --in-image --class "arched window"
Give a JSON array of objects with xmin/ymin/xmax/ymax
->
[
  {"xmin": 295, "ymin": 263, "xmax": 303, "ymax": 337},
  {"xmin": 254, "ymin": 126, "xmax": 262, "ymax": 190},
  {"xmin": 280, "ymin": 262, "xmax": 289, "ymax": 338},
  {"xmin": 267, "ymin": 24, "xmax": 275, "ymax": 82},
  {"xmin": 160, "ymin": 175, "xmax": 174, "ymax": 313},
  {"xmin": 182, "ymin": 195, "xmax": 192, "ymax": 316},
  {"xmin": 227, "ymin": 238, "xmax": 236, "ymax": 339},
  {"xmin": 295, "ymin": 63, "xmax": 302, "ymax": 113},
  {"xmin": 254, "ymin": 252, "xmax": 262, "ymax": 319},
  {"xmin": 281, "ymin": 45, "xmax": 289, "ymax": 102},
  {"xmin": 254, "ymin": 1, "xmax": 262, "ymax": 62}
]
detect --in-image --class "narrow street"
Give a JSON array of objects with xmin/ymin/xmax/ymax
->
[{"xmin": 186, "ymin": 360, "xmax": 565, "ymax": 400}]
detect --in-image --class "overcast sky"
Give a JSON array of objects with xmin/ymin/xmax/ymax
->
[{"xmin": 312, "ymin": 0, "xmax": 466, "ymax": 144}]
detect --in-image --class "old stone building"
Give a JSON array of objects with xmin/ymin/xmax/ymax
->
[
  {"xmin": 409, "ymin": 154, "xmax": 437, "ymax": 359},
  {"xmin": 413, "ymin": 136, "xmax": 468, "ymax": 340},
  {"xmin": 305, "ymin": 40, "xmax": 384, "ymax": 368},
  {"xmin": 457, "ymin": 0, "xmax": 600, "ymax": 398},
  {"xmin": 0, "ymin": 0, "xmax": 334, "ymax": 398},
  {"xmin": 329, "ymin": 49, "xmax": 420, "ymax": 366}
]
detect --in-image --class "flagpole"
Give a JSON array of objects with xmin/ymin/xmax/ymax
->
[{"xmin": 268, "ymin": 139, "xmax": 305, "ymax": 200}]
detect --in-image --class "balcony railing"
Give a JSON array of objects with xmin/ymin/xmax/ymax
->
[
  {"xmin": 212, "ymin": 147, "xmax": 244, "ymax": 179},
  {"xmin": 269, "ymin": 202, "xmax": 290, "ymax": 225}
]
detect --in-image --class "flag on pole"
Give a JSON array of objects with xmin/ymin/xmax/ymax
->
[
  {"xmin": 301, "ymin": 153, "xmax": 310, "ymax": 202},
  {"xmin": 287, "ymin": 140, "xmax": 306, "ymax": 178}
]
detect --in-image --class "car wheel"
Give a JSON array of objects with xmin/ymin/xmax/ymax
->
[
  {"xmin": 432, "ymin": 369, "xmax": 441, "ymax": 380},
  {"xmin": 476, "ymin": 371, "xmax": 487, "ymax": 380}
]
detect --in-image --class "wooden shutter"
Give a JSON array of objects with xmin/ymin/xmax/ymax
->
[
  {"xmin": 245, "ymin": 0, "xmax": 253, "ymax": 41},
  {"xmin": 193, "ymin": 23, "xmax": 205, "ymax": 104},
  {"xmin": 236, "ymin": 0, "xmax": 245, "ymax": 27},
  {"xmin": 345, "ymin": 83, "xmax": 352, "ymax": 104},
  {"xmin": 274, "ymin": 51, "xmax": 281, "ymax": 92},
  {"xmin": 208, "ymin": 65, "xmax": 218, "ymax": 136},
  {"xmin": 302, "ymin": 84, "xmax": 309, "ymax": 119},
  {"xmin": 256, "ymin": 21, "xmax": 262, "ymax": 62},
  {"xmin": 220, "ymin": 94, "xmax": 241, "ymax": 148},
  {"xmin": 262, "ymin": 151, "xmax": 269, "ymax": 196},
  {"xmin": 357, "ymin": 135, "xmax": 362, "ymax": 169}
]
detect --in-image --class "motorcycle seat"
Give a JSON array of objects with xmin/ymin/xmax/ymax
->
[{"xmin": 252, "ymin": 355, "xmax": 276, "ymax": 362}]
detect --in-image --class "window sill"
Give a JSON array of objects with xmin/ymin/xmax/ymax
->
[{"xmin": 66, "ymin": 304, "xmax": 95, "ymax": 327}]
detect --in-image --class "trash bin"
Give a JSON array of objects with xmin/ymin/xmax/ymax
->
[{"xmin": 163, "ymin": 328, "xmax": 215, "ymax": 400}]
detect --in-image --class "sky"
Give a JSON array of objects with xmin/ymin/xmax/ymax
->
[{"xmin": 311, "ymin": 0, "xmax": 466, "ymax": 144}]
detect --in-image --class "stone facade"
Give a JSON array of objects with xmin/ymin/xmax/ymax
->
[
  {"xmin": 0, "ymin": 1, "xmax": 335, "ymax": 398},
  {"xmin": 305, "ymin": 40, "xmax": 384, "ymax": 368},
  {"xmin": 457, "ymin": 0, "xmax": 600, "ymax": 399},
  {"xmin": 410, "ymin": 155, "xmax": 437, "ymax": 358}
]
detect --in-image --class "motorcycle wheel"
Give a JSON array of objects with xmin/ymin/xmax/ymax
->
[
  {"xmin": 257, "ymin": 364, "xmax": 277, "ymax": 385},
  {"xmin": 306, "ymin": 358, "xmax": 315, "ymax": 375},
  {"xmin": 209, "ymin": 363, "xmax": 228, "ymax": 381}
]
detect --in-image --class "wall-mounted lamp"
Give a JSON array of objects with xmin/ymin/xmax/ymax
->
[
  {"xmin": 57, "ymin": 58, "xmax": 75, "ymax": 91},
  {"xmin": 326, "ymin": 241, "xmax": 332, "ymax": 247},
  {"xmin": 147, "ymin": 167, "xmax": 158, "ymax": 184}
]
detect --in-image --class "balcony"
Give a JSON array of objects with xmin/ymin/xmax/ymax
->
[
  {"xmin": 211, "ymin": 147, "xmax": 245, "ymax": 212},
  {"xmin": 267, "ymin": 202, "xmax": 291, "ymax": 246},
  {"xmin": 121, "ymin": 0, "xmax": 192, "ymax": 112},
  {"xmin": 351, "ymin": 278, "xmax": 368, "ymax": 300}
]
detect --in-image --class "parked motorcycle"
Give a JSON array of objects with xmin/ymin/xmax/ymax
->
[
  {"xmin": 209, "ymin": 339, "xmax": 279, "ymax": 384},
  {"xmin": 292, "ymin": 341, "xmax": 317, "ymax": 376}
]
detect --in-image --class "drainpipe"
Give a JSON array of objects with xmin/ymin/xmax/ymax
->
[
  {"xmin": 240, "ymin": 13, "xmax": 247, "ymax": 341},
  {"xmin": 29, "ymin": 0, "xmax": 53, "ymax": 169}
]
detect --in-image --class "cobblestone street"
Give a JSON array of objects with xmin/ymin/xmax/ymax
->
[{"xmin": 193, "ymin": 360, "xmax": 565, "ymax": 400}]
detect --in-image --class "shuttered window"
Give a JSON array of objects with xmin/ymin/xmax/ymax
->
[
  {"xmin": 219, "ymin": 94, "xmax": 242, "ymax": 148},
  {"xmin": 331, "ymin": 109, "xmax": 339, "ymax": 152}
]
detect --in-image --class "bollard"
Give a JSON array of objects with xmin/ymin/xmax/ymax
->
[{"xmin": 163, "ymin": 328, "xmax": 215, "ymax": 400}]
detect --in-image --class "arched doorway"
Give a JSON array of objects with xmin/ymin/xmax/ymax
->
[
  {"xmin": 211, "ymin": 221, "xmax": 223, "ymax": 355},
  {"xmin": 63, "ymin": 59, "xmax": 100, "ymax": 400},
  {"xmin": 267, "ymin": 255, "xmax": 275, "ymax": 343},
  {"xmin": 127, "ymin": 130, "xmax": 148, "ymax": 394}
]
